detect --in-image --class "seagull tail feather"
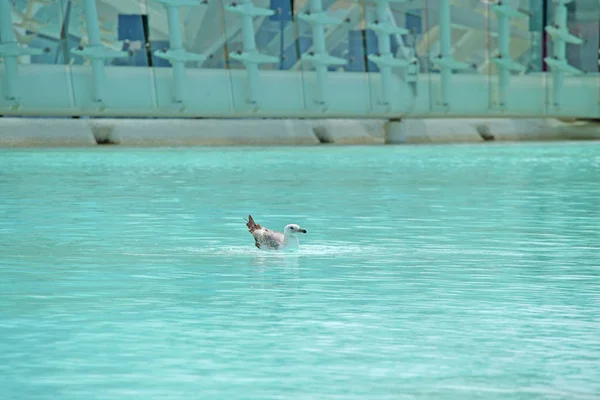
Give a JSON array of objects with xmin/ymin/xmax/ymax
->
[{"xmin": 246, "ymin": 215, "xmax": 260, "ymax": 233}]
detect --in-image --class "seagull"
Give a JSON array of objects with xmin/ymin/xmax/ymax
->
[{"xmin": 245, "ymin": 215, "xmax": 307, "ymax": 251}]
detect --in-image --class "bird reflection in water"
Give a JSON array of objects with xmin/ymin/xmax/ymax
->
[{"xmin": 251, "ymin": 252, "xmax": 300, "ymax": 270}]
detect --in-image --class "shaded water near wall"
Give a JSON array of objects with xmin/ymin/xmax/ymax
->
[{"xmin": 1, "ymin": 143, "xmax": 599, "ymax": 399}]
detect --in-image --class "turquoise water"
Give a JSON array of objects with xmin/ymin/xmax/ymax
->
[{"xmin": 1, "ymin": 143, "xmax": 599, "ymax": 399}]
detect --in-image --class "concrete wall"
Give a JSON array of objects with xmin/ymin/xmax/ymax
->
[
  {"xmin": 0, "ymin": 118, "xmax": 97, "ymax": 147},
  {"xmin": 1, "ymin": 117, "xmax": 599, "ymax": 147},
  {"xmin": 0, "ymin": 117, "xmax": 385, "ymax": 147},
  {"xmin": 89, "ymin": 119, "xmax": 321, "ymax": 146},
  {"xmin": 385, "ymin": 118, "xmax": 600, "ymax": 144}
]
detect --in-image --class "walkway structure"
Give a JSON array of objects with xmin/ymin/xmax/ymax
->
[{"xmin": 0, "ymin": 0, "xmax": 599, "ymax": 119}]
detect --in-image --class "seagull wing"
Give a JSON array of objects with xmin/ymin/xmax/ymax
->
[
  {"xmin": 246, "ymin": 215, "xmax": 284, "ymax": 250},
  {"xmin": 254, "ymin": 228, "xmax": 285, "ymax": 250}
]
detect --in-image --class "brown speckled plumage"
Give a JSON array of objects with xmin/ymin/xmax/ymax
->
[{"xmin": 245, "ymin": 215, "xmax": 286, "ymax": 250}]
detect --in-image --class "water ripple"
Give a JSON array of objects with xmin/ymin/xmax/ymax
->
[{"xmin": 1, "ymin": 144, "xmax": 599, "ymax": 399}]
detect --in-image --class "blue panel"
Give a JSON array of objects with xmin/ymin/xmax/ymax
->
[
  {"xmin": 254, "ymin": 22, "xmax": 275, "ymax": 50},
  {"xmin": 274, "ymin": 21, "xmax": 291, "ymax": 70},
  {"xmin": 282, "ymin": 36, "xmax": 310, "ymax": 69},
  {"xmin": 269, "ymin": 0, "xmax": 293, "ymax": 22},
  {"xmin": 117, "ymin": 14, "xmax": 149, "ymax": 67},
  {"xmin": 297, "ymin": 35, "xmax": 313, "ymax": 55},
  {"xmin": 347, "ymin": 30, "xmax": 378, "ymax": 72},
  {"xmin": 405, "ymin": 12, "xmax": 422, "ymax": 35},
  {"xmin": 118, "ymin": 15, "xmax": 145, "ymax": 41},
  {"xmin": 150, "ymin": 41, "xmax": 171, "ymax": 67}
]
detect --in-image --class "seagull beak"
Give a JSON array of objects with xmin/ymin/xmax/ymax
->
[{"xmin": 299, "ymin": 229, "xmax": 307, "ymax": 234}]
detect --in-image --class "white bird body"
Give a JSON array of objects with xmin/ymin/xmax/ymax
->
[{"xmin": 245, "ymin": 215, "xmax": 307, "ymax": 251}]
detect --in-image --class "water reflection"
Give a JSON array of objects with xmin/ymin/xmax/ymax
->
[{"xmin": 251, "ymin": 253, "xmax": 300, "ymax": 270}]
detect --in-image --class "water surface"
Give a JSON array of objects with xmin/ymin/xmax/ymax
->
[{"xmin": 1, "ymin": 143, "xmax": 599, "ymax": 399}]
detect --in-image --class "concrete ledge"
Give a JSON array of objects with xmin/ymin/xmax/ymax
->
[
  {"xmin": 385, "ymin": 119, "xmax": 484, "ymax": 144},
  {"xmin": 385, "ymin": 118, "xmax": 600, "ymax": 144},
  {"xmin": 311, "ymin": 119, "xmax": 385, "ymax": 144},
  {"xmin": 89, "ymin": 118, "xmax": 320, "ymax": 146},
  {"xmin": 2, "ymin": 117, "xmax": 600, "ymax": 147},
  {"xmin": 0, "ymin": 117, "xmax": 96, "ymax": 147}
]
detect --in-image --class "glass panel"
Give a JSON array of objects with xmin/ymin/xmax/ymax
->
[
  {"xmin": 485, "ymin": 0, "xmax": 546, "ymax": 114},
  {"xmin": 67, "ymin": 0, "xmax": 156, "ymax": 110},
  {"xmin": 296, "ymin": 0, "xmax": 372, "ymax": 113},
  {"xmin": 254, "ymin": 0, "xmax": 297, "ymax": 71},
  {"xmin": 222, "ymin": 3, "xmax": 251, "ymax": 72},
  {"xmin": 544, "ymin": 0, "xmax": 600, "ymax": 117},
  {"xmin": 1, "ymin": 0, "xmax": 73, "ymax": 111},
  {"xmin": 189, "ymin": 1, "xmax": 233, "ymax": 70},
  {"xmin": 65, "ymin": 0, "xmax": 153, "ymax": 69},
  {"xmin": 418, "ymin": 0, "xmax": 487, "ymax": 112},
  {"xmin": 482, "ymin": 0, "xmax": 541, "ymax": 75},
  {"xmin": 9, "ymin": 0, "xmax": 66, "ymax": 65},
  {"xmin": 222, "ymin": 1, "xmax": 260, "ymax": 110},
  {"xmin": 180, "ymin": 2, "xmax": 234, "ymax": 113},
  {"xmin": 393, "ymin": 2, "xmax": 423, "ymax": 71},
  {"xmin": 563, "ymin": 0, "xmax": 599, "ymax": 73},
  {"xmin": 365, "ymin": 0, "xmax": 421, "ymax": 113},
  {"xmin": 4, "ymin": 0, "xmax": 95, "ymax": 67},
  {"xmin": 255, "ymin": 0, "xmax": 305, "ymax": 111},
  {"xmin": 415, "ymin": 0, "xmax": 547, "ymax": 115},
  {"xmin": 179, "ymin": 2, "xmax": 215, "ymax": 70},
  {"xmin": 222, "ymin": 0, "xmax": 304, "ymax": 112}
]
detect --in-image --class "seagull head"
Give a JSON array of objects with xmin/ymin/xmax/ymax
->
[{"xmin": 284, "ymin": 224, "xmax": 307, "ymax": 236}]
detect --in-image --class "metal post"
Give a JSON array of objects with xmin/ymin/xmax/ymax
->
[
  {"xmin": 367, "ymin": 0, "xmax": 413, "ymax": 109},
  {"xmin": 297, "ymin": 0, "xmax": 345, "ymax": 108},
  {"xmin": 153, "ymin": 1, "xmax": 207, "ymax": 109},
  {"xmin": 543, "ymin": 0, "xmax": 583, "ymax": 108},
  {"xmin": 438, "ymin": 0, "xmax": 451, "ymax": 106},
  {"xmin": 552, "ymin": 2, "xmax": 566, "ymax": 106},
  {"xmin": 497, "ymin": 13, "xmax": 510, "ymax": 106},
  {"xmin": 82, "ymin": 0, "xmax": 107, "ymax": 103},
  {"xmin": 239, "ymin": 0, "xmax": 260, "ymax": 104},
  {"xmin": 240, "ymin": 4, "xmax": 257, "ymax": 52},
  {"xmin": 279, "ymin": 20, "xmax": 285, "ymax": 70},
  {"xmin": 309, "ymin": 0, "xmax": 327, "ymax": 105},
  {"xmin": 82, "ymin": 0, "xmax": 106, "ymax": 102},
  {"xmin": 490, "ymin": 3, "xmax": 527, "ymax": 109},
  {"xmin": 166, "ymin": 5, "xmax": 185, "ymax": 103},
  {"xmin": 375, "ymin": 0, "xmax": 392, "ymax": 106},
  {"xmin": 226, "ymin": 0, "xmax": 278, "ymax": 108},
  {"xmin": 430, "ymin": 0, "xmax": 470, "ymax": 108}
]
